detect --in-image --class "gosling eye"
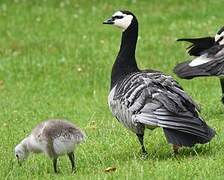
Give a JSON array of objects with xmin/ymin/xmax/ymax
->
[{"xmin": 16, "ymin": 154, "xmax": 19, "ymax": 158}]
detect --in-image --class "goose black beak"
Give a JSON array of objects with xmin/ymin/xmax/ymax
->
[{"xmin": 103, "ymin": 18, "xmax": 114, "ymax": 25}]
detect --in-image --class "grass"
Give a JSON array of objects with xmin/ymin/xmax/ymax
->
[{"xmin": 0, "ymin": 0, "xmax": 224, "ymax": 179}]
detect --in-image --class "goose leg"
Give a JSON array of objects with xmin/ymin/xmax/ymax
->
[
  {"xmin": 53, "ymin": 158, "xmax": 58, "ymax": 173},
  {"xmin": 68, "ymin": 152, "xmax": 76, "ymax": 173},
  {"xmin": 136, "ymin": 134, "xmax": 148, "ymax": 157},
  {"xmin": 172, "ymin": 144, "xmax": 180, "ymax": 155},
  {"xmin": 220, "ymin": 78, "xmax": 224, "ymax": 104},
  {"xmin": 46, "ymin": 138, "xmax": 58, "ymax": 173}
]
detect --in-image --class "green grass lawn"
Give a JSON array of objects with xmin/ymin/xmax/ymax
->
[{"xmin": 1, "ymin": 0, "xmax": 224, "ymax": 179}]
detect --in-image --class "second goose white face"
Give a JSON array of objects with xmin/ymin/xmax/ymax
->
[{"xmin": 215, "ymin": 27, "xmax": 224, "ymax": 45}]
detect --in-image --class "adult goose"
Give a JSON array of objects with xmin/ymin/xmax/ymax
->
[
  {"xmin": 174, "ymin": 26, "xmax": 224, "ymax": 103},
  {"xmin": 103, "ymin": 10, "xmax": 215, "ymax": 156}
]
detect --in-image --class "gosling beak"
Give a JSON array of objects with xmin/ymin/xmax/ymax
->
[{"xmin": 103, "ymin": 18, "xmax": 114, "ymax": 25}]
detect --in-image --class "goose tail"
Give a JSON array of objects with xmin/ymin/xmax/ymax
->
[{"xmin": 163, "ymin": 117, "xmax": 216, "ymax": 147}]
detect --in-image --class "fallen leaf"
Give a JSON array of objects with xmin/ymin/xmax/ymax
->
[
  {"xmin": 85, "ymin": 121, "xmax": 97, "ymax": 130},
  {"xmin": 104, "ymin": 166, "xmax": 116, "ymax": 173},
  {"xmin": 0, "ymin": 80, "xmax": 4, "ymax": 86}
]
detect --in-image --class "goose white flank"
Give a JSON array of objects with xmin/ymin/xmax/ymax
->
[
  {"xmin": 15, "ymin": 119, "xmax": 86, "ymax": 173},
  {"xmin": 103, "ymin": 10, "xmax": 216, "ymax": 156},
  {"xmin": 174, "ymin": 26, "xmax": 224, "ymax": 103}
]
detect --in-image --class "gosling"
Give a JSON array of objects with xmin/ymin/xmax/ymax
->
[{"xmin": 15, "ymin": 119, "xmax": 86, "ymax": 173}]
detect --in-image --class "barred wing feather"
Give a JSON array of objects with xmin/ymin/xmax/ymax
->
[{"xmin": 109, "ymin": 72, "xmax": 214, "ymax": 141}]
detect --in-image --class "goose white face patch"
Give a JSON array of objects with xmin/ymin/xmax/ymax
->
[
  {"xmin": 215, "ymin": 31, "xmax": 224, "ymax": 45},
  {"xmin": 112, "ymin": 11, "xmax": 133, "ymax": 31}
]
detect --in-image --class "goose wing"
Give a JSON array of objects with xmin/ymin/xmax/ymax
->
[
  {"xmin": 177, "ymin": 37, "xmax": 215, "ymax": 56},
  {"xmin": 174, "ymin": 44, "xmax": 224, "ymax": 78},
  {"xmin": 110, "ymin": 72, "xmax": 214, "ymax": 135},
  {"xmin": 109, "ymin": 72, "xmax": 215, "ymax": 146}
]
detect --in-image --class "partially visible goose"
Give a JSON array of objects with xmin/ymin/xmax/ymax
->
[
  {"xmin": 174, "ymin": 26, "xmax": 224, "ymax": 103},
  {"xmin": 15, "ymin": 119, "xmax": 86, "ymax": 173},
  {"xmin": 103, "ymin": 10, "xmax": 215, "ymax": 156}
]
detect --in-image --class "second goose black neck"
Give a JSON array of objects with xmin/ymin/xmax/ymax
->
[{"xmin": 111, "ymin": 18, "xmax": 139, "ymax": 89}]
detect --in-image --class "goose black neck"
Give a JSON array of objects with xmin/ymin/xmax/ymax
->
[{"xmin": 111, "ymin": 19, "xmax": 139, "ymax": 89}]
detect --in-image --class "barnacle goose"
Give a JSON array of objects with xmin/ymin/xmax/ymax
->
[
  {"xmin": 174, "ymin": 26, "xmax": 224, "ymax": 103},
  {"xmin": 103, "ymin": 10, "xmax": 215, "ymax": 155}
]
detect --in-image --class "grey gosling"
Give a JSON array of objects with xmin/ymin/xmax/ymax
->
[{"xmin": 15, "ymin": 119, "xmax": 86, "ymax": 173}]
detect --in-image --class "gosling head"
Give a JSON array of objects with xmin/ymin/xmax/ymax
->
[
  {"xmin": 215, "ymin": 26, "xmax": 224, "ymax": 45},
  {"xmin": 15, "ymin": 142, "xmax": 29, "ymax": 165},
  {"xmin": 103, "ymin": 10, "xmax": 137, "ymax": 31}
]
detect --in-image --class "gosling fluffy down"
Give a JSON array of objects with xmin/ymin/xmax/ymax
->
[{"xmin": 15, "ymin": 119, "xmax": 86, "ymax": 173}]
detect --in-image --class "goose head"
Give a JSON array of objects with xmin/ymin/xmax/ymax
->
[
  {"xmin": 103, "ymin": 10, "xmax": 137, "ymax": 31},
  {"xmin": 215, "ymin": 26, "xmax": 224, "ymax": 45},
  {"xmin": 15, "ymin": 140, "xmax": 29, "ymax": 165}
]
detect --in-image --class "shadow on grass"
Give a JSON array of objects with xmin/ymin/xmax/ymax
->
[{"xmin": 106, "ymin": 143, "xmax": 214, "ymax": 163}]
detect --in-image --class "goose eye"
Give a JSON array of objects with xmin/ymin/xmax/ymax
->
[
  {"xmin": 113, "ymin": 15, "xmax": 123, "ymax": 20},
  {"xmin": 217, "ymin": 36, "xmax": 224, "ymax": 43}
]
